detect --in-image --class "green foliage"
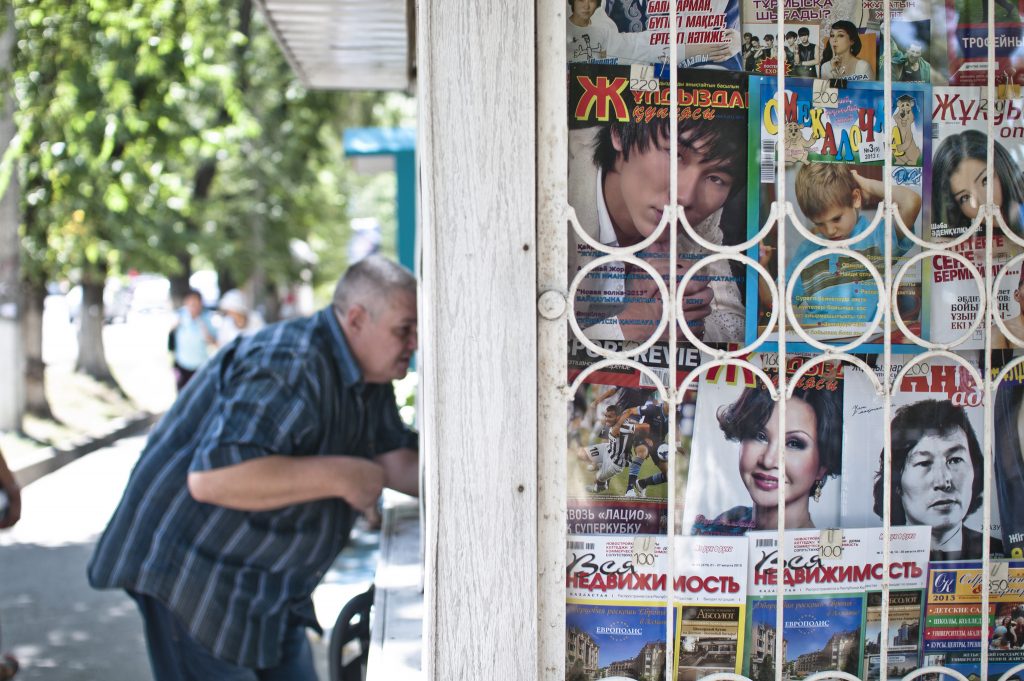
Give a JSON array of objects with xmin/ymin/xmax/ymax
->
[{"xmin": 10, "ymin": 0, "xmax": 414, "ymax": 295}]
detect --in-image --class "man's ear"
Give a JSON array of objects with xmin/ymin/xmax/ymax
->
[
  {"xmin": 346, "ymin": 303, "xmax": 368, "ymax": 331},
  {"xmin": 611, "ymin": 127, "xmax": 624, "ymax": 153}
]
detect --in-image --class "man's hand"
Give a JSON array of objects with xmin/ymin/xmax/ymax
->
[{"xmin": 339, "ymin": 458, "xmax": 386, "ymax": 512}]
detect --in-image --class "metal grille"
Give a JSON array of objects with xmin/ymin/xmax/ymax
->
[{"xmin": 539, "ymin": 0, "xmax": 1024, "ymax": 679}]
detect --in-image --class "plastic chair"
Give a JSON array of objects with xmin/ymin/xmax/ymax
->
[{"xmin": 328, "ymin": 584, "xmax": 375, "ymax": 681}]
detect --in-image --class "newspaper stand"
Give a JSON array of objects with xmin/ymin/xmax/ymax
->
[{"xmin": 545, "ymin": 0, "xmax": 1024, "ymax": 679}]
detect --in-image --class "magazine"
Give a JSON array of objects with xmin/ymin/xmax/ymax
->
[
  {"xmin": 567, "ymin": 63, "xmax": 749, "ymax": 349},
  {"xmin": 924, "ymin": 87, "xmax": 1024, "ymax": 349},
  {"xmin": 993, "ymin": 370, "xmax": 1024, "ymax": 560},
  {"xmin": 743, "ymin": 526, "xmax": 930, "ymax": 680},
  {"xmin": 675, "ymin": 536, "xmax": 749, "ymax": 680},
  {"xmin": 682, "ymin": 353, "xmax": 845, "ymax": 536},
  {"xmin": 864, "ymin": 590, "xmax": 926, "ymax": 681},
  {"xmin": 744, "ymin": 75, "xmax": 931, "ymax": 353},
  {"xmin": 568, "ymin": 0, "xmax": 743, "ymax": 68},
  {"xmin": 565, "ymin": 535, "xmax": 748, "ymax": 680},
  {"xmin": 741, "ymin": 0, "xmax": 892, "ymax": 78},
  {"xmin": 840, "ymin": 356, "xmax": 1004, "ymax": 561},
  {"xmin": 568, "ymin": 381, "xmax": 676, "ymax": 534},
  {"xmin": 567, "ymin": 338, "xmax": 708, "ymax": 390},
  {"xmin": 923, "ymin": 560, "xmax": 1024, "ymax": 679},
  {"xmin": 944, "ymin": 0, "xmax": 1024, "ymax": 87},
  {"xmin": 876, "ymin": 0, "xmax": 947, "ymax": 85}
]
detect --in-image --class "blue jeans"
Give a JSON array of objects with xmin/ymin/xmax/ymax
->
[{"xmin": 129, "ymin": 592, "xmax": 318, "ymax": 681}]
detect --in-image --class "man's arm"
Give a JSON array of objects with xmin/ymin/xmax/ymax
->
[
  {"xmin": 375, "ymin": 447, "xmax": 419, "ymax": 497},
  {"xmin": 187, "ymin": 455, "xmax": 385, "ymax": 512}
]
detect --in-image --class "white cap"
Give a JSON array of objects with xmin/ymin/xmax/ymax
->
[{"xmin": 219, "ymin": 289, "xmax": 249, "ymax": 314}]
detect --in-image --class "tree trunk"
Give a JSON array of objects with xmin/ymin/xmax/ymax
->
[
  {"xmin": 74, "ymin": 271, "xmax": 117, "ymax": 385},
  {"xmin": 22, "ymin": 281, "xmax": 53, "ymax": 420}
]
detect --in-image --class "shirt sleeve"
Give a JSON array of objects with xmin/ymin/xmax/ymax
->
[
  {"xmin": 368, "ymin": 384, "xmax": 419, "ymax": 456},
  {"xmin": 189, "ymin": 367, "xmax": 318, "ymax": 473}
]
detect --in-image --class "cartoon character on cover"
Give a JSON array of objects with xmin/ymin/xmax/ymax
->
[
  {"xmin": 819, "ymin": 21, "xmax": 872, "ymax": 80},
  {"xmin": 874, "ymin": 399, "xmax": 1004, "ymax": 560},
  {"xmin": 759, "ymin": 163, "xmax": 920, "ymax": 331},
  {"xmin": 568, "ymin": 113, "xmax": 747, "ymax": 343},
  {"xmin": 893, "ymin": 94, "xmax": 922, "ymax": 167},
  {"xmin": 932, "ymin": 129, "xmax": 1024, "ymax": 237},
  {"xmin": 784, "ymin": 122, "xmax": 816, "ymax": 166},
  {"xmin": 692, "ymin": 382, "xmax": 843, "ymax": 535}
]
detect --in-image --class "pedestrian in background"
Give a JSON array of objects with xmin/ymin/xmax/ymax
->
[
  {"xmin": 89, "ymin": 256, "xmax": 419, "ymax": 680},
  {"xmin": 170, "ymin": 288, "xmax": 216, "ymax": 392},
  {"xmin": 0, "ymin": 447, "xmax": 22, "ymax": 680},
  {"xmin": 216, "ymin": 289, "xmax": 264, "ymax": 347}
]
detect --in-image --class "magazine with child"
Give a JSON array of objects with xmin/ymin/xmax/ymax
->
[{"xmin": 744, "ymin": 75, "xmax": 931, "ymax": 353}]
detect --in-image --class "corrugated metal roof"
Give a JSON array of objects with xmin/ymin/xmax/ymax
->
[{"xmin": 255, "ymin": 0, "xmax": 415, "ymax": 91}]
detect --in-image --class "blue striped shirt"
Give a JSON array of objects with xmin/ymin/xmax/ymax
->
[{"xmin": 88, "ymin": 307, "xmax": 416, "ymax": 668}]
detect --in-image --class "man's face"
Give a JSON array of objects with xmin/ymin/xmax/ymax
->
[
  {"xmin": 571, "ymin": 0, "xmax": 599, "ymax": 22},
  {"xmin": 786, "ymin": 36, "xmax": 796, "ymax": 47},
  {"xmin": 605, "ymin": 128, "xmax": 735, "ymax": 244},
  {"xmin": 808, "ymin": 193, "xmax": 861, "ymax": 241},
  {"xmin": 899, "ymin": 429, "xmax": 974, "ymax": 537},
  {"xmin": 799, "ymin": 34, "xmax": 810, "ymax": 45},
  {"xmin": 350, "ymin": 290, "xmax": 418, "ymax": 383},
  {"xmin": 907, "ymin": 44, "xmax": 922, "ymax": 63},
  {"xmin": 184, "ymin": 294, "xmax": 203, "ymax": 318}
]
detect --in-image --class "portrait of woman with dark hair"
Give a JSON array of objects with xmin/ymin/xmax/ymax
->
[
  {"xmin": 932, "ymin": 129, "xmax": 1024, "ymax": 237},
  {"xmin": 692, "ymin": 383, "xmax": 843, "ymax": 535},
  {"xmin": 874, "ymin": 399, "xmax": 1003, "ymax": 560},
  {"xmin": 819, "ymin": 20, "xmax": 872, "ymax": 80}
]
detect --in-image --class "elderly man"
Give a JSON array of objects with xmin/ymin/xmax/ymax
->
[{"xmin": 88, "ymin": 255, "xmax": 419, "ymax": 680}]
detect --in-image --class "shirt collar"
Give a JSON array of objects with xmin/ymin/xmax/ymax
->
[{"xmin": 319, "ymin": 307, "xmax": 364, "ymax": 389}]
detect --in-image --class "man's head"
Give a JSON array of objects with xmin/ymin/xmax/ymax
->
[
  {"xmin": 183, "ymin": 288, "xmax": 204, "ymax": 319},
  {"xmin": 785, "ymin": 30, "xmax": 797, "ymax": 46},
  {"xmin": 798, "ymin": 26, "xmax": 810, "ymax": 44},
  {"xmin": 750, "ymin": 37, "xmax": 760, "ymax": 49},
  {"xmin": 334, "ymin": 255, "xmax": 418, "ymax": 383},
  {"xmin": 907, "ymin": 42, "xmax": 922, "ymax": 64},
  {"xmin": 794, "ymin": 164, "xmax": 863, "ymax": 240},
  {"xmin": 763, "ymin": 34, "xmax": 774, "ymax": 45},
  {"xmin": 593, "ymin": 116, "xmax": 746, "ymax": 244}
]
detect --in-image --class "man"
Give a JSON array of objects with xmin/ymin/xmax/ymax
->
[
  {"xmin": 568, "ymin": 114, "xmax": 747, "ymax": 344},
  {"xmin": 171, "ymin": 288, "xmax": 216, "ymax": 392},
  {"xmin": 89, "ymin": 256, "xmax": 419, "ymax": 680},
  {"xmin": 898, "ymin": 42, "xmax": 930, "ymax": 83},
  {"xmin": 794, "ymin": 27, "xmax": 817, "ymax": 77}
]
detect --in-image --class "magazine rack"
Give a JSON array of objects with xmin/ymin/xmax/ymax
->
[{"xmin": 540, "ymin": 0, "xmax": 1024, "ymax": 679}]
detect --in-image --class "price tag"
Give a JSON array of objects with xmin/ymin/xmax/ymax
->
[
  {"xmin": 632, "ymin": 535, "xmax": 657, "ymax": 571},
  {"xmin": 819, "ymin": 528, "xmax": 843, "ymax": 561},
  {"xmin": 630, "ymin": 64, "xmax": 658, "ymax": 93},
  {"xmin": 990, "ymin": 560, "xmax": 1010, "ymax": 593},
  {"xmin": 812, "ymin": 79, "xmax": 839, "ymax": 109}
]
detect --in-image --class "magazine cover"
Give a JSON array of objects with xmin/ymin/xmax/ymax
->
[
  {"xmin": 739, "ymin": 0, "xmax": 879, "ymax": 78},
  {"xmin": 682, "ymin": 353, "xmax": 845, "ymax": 536},
  {"xmin": 567, "ymin": 63, "xmax": 748, "ymax": 349},
  {"xmin": 744, "ymin": 75, "xmax": 931, "ymax": 354},
  {"xmin": 568, "ymin": 338, "xmax": 709, "ymax": 390},
  {"xmin": 877, "ymin": 0, "xmax": 947, "ymax": 85},
  {"xmin": 566, "ymin": 535, "xmax": 670, "ymax": 679},
  {"xmin": 923, "ymin": 560, "xmax": 1024, "ymax": 680},
  {"xmin": 993, "ymin": 372, "xmax": 1024, "ymax": 560},
  {"xmin": 840, "ymin": 356, "xmax": 1005, "ymax": 561},
  {"xmin": 568, "ymin": 382, "xmax": 676, "ymax": 534},
  {"xmin": 944, "ymin": 0, "xmax": 1024, "ymax": 87},
  {"xmin": 742, "ymin": 526, "xmax": 930, "ymax": 680},
  {"xmin": 675, "ymin": 536, "xmax": 749, "ymax": 680},
  {"xmin": 863, "ymin": 590, "xmax": 926, "ymax": 681},
  {"xmin": 568, "ymin": 0, "xmax": 743, "ymax": 68},
  {"xmin": 924, "ymin": 87, "xmax": 1024, "ymax": 349}
]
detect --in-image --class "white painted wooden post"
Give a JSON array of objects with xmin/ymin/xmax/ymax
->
[{"xmin": 417, "ymin": 0, "xmax": 538, "ymax": 677}]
